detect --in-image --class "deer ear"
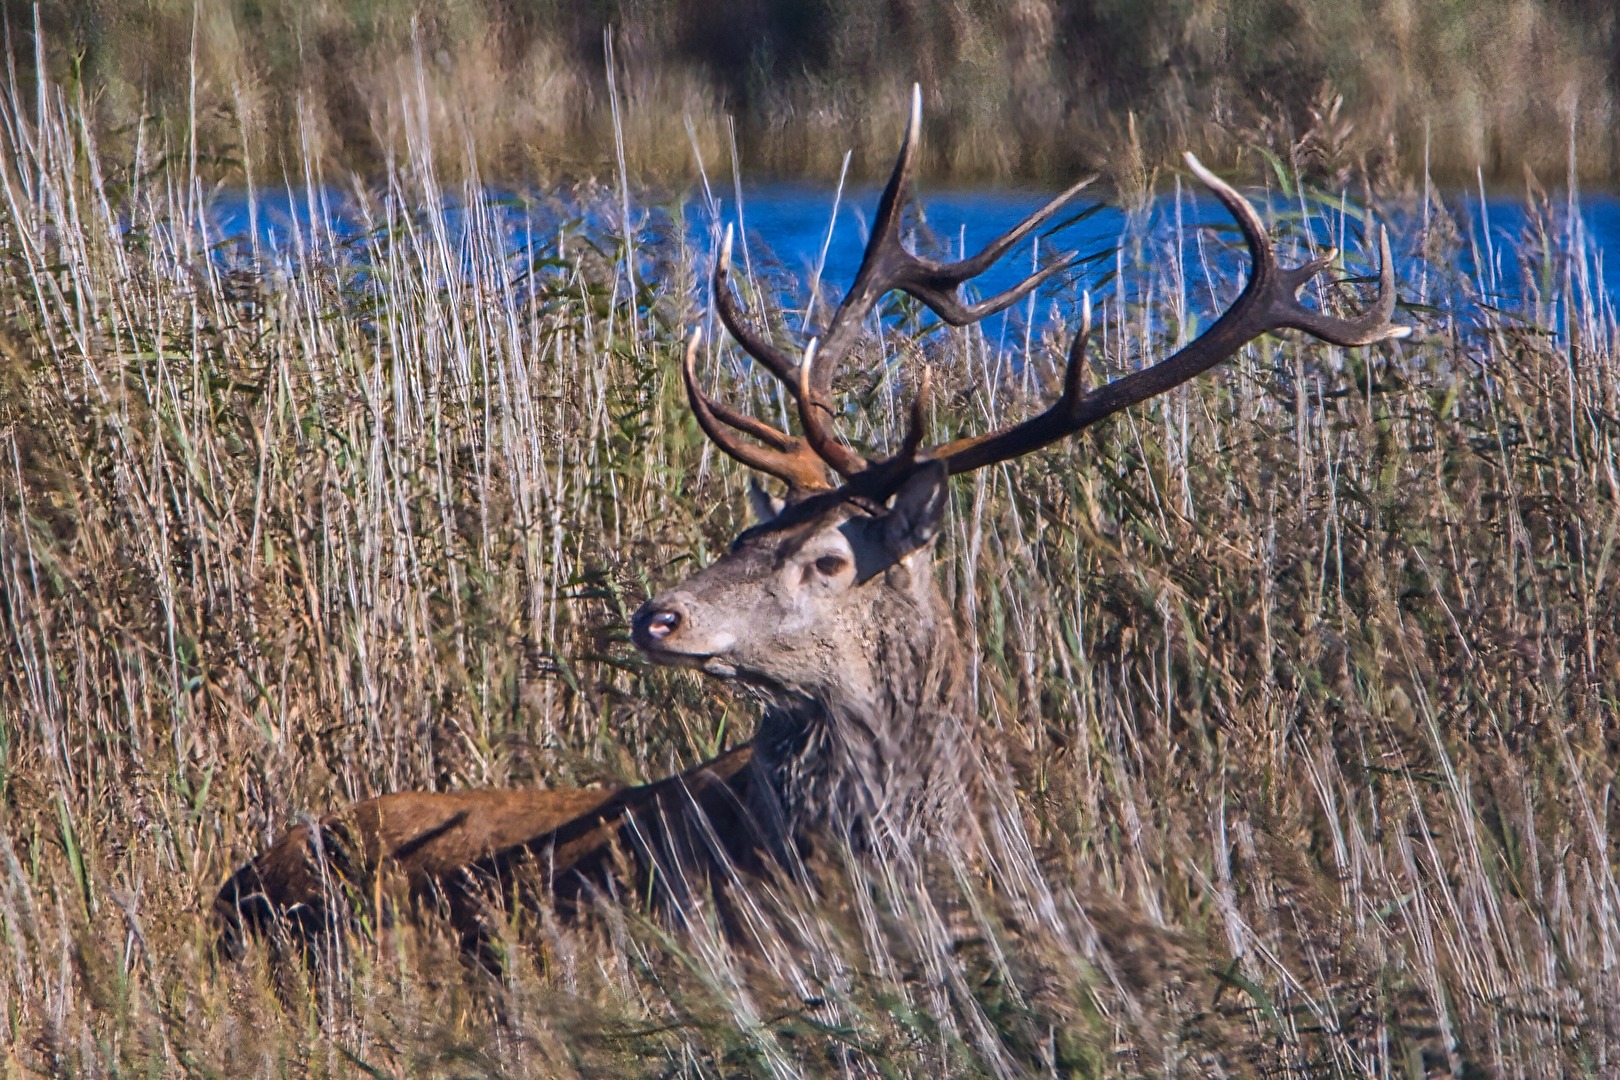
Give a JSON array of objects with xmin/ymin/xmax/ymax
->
[
  {"xmin": 747, "ymin": 479, "xmax": 785, "ymax": 524},
  {"xmin": 883, "ymin": 461, "xmax": 949, "ymax": 558}
]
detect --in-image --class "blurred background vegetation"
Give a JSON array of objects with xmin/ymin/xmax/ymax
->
[{"xmin": 9, "ymin": 0, "xmax": 1620, "ymax": 187}]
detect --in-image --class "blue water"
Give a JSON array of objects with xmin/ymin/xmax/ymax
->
[{"xmin": 206, "ymin": 181, "xmax": 1620, "ymax": 335}]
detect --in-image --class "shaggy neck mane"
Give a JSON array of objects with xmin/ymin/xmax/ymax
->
[{"xmin": 749, "ymin": 584, "xmax": 974, "ymax": 850}]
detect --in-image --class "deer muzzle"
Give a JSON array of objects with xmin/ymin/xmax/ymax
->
[{"xmin": 631, "ymin": 594, "xmax": 739, "ymax": 676}]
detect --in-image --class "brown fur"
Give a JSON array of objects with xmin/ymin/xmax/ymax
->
[{"xmin": 215, "ymin": 746, "xmax": 762, "ymax": 962}]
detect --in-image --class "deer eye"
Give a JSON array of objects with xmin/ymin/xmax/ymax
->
[{"xmin": 812, "ymin": 554, "xmax": 849, "ymax": 578}]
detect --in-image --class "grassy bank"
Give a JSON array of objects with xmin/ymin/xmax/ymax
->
[
  {"xmin": 8, "ymin": 0, "xmax": 1620, "ymax": 189},
  {"xmin": 2, "ymin": 44, "xmax": 1619, "ymax": 1078}
]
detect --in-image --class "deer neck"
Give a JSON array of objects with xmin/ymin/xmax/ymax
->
[{"xmin": 748, "ymin": 590, "xmax": 974, "ymax": 849}]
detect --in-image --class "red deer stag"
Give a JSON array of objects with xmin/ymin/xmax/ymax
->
[{"xmin": 215, "ymin": 88, "xmax": 1407, "ymax": 964}]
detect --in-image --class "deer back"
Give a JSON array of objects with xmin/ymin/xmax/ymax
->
[{"xmin": 214, "ymin": 746, "xmax": 761, "ymax": 963}]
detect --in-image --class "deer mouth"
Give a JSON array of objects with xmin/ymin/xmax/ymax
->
[
  {"xmin": 639, "ymin": 644, "xmax": 740, "ymax": 679},
  {"xmin": 700, "ymin": 657, "xmax": 740, "ymax": 678}
]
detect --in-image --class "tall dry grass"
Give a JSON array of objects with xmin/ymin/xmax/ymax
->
[
  {"xmin": 9, "ymin": 0, "xmax": 1620, "ymax": 189},
  {"xmin": 1, "ymin": 40, "xmax": 1619, "ymax": 1079}
]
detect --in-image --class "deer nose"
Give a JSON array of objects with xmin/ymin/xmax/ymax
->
[
  {"xmin": 644, "ymin": 609, "xmax": 681, "ymax": 638},
  {"xmin": 631, "ymin": 598, "xmax": 686, "ymax": 649}
]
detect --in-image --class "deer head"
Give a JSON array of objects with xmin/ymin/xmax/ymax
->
[
  {"xmin": 632, "ymin": 86, "xmax": 1407, "ymax": 841},
  {"xmin": 633, "ymin": 460, "xmax": 948, "ymax": 689}
]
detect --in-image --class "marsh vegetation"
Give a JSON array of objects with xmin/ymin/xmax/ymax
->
[
  {"xmin": 12, "ymin": 0, "xmax": 1620, "ymax": 187},
  {"xmin": 1, "ymin": 33, "xmax": 1618, "ymax": 1079}
]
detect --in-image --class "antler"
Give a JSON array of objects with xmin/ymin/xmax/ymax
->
[
  {"xmin": 925, "ymin": 153, "xmax": 1409, "ymax": 477},
  {"xmin": 687, "ymin": 95, "xmax": 1408, "ymax": 501},
  {"xmin": 682, "ymin": 327, "xmax": 834, "ymax": 492},
  {"xmin": 688, "ymin": 84, "xmax": 1094, "ymax": 494}
]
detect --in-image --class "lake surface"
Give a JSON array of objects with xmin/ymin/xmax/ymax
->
[{"xmin": 208, "ymin": 181, "xmax": 1620, "ymax": 336}]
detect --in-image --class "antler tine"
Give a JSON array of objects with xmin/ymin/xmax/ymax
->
[
  {"xmin": 802, "ymin": 85, "xmax": 925, "ymax": 399},
  {"xmin": 928, "ymin": 153, "xmax": 1407, "ymax": 480},
  {"xmin": 700, "ymin": 227, "xmax": 852, "ymax": 493},
  {"xmin": 920, "ymin": 291, "xmax": 1094, "ymax": 475},
  {"xmin": 809, "ymin": 85, "xmax": 1094, "ymax": 401},
  {"xmin": 1063, "ymin": 291, "xmax": 1093, "ymax": 401},
  {"xmin": 893, "ymin": 366, "xmax": 931, "ymax": 467},
  {"xmin": 809, "ymin": 360, "xmax": 933, "ymax": 496},
  {"xmin": 795, "ymin": 339, "xmax": 869, "ymax": 479},
  {"xmin": 898, "ymin": 175, "xmax": 1094, "ymax": 328},
  {"xmin": 1184, "ymin": 155, "xmax": 1408, "ymax": 348},
  {"xmin": 681, "ymin": 329, "xmax": 833, "ymax": 493},
  {"xmin": 711, "ymin": 226, "xmax": 801, "ymax": 385}
]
